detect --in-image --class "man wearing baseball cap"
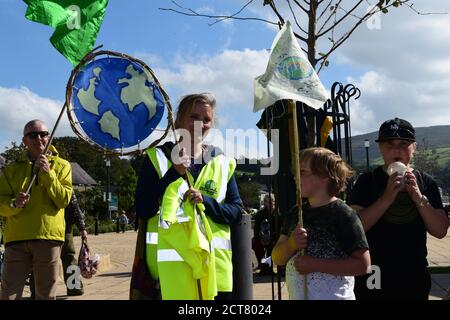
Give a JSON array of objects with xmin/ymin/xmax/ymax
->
[{"xmin": 347, "ymin": 117, "xmax": 448, "ymax": 300}]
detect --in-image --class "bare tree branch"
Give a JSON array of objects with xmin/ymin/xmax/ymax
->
[
  {"xmin": 266, "ymin": 0, "xmax": 285, "ymax": 25},
  {"xmin": 406, "ymin": 3, "xmax": 448, "ymax": 15},
  {"xmin": 209, "ymin": 0, "xmax": 256, "ymax": 26},
  {"xmin": 160, "ymin": 0, "xmax": 447, "ymax": 71},
  {"xmin": 317, "ymin": 0, "xmax": 364, "ymax": 38},
  {"xmin": 158, "ymin": 0, "xmax": 280, "ymax": 26},
  {"xmin": 317, "ymin": 0, "xmax": 342, "ymax": 34},
  {"xmin": 287, "ymin": 0, "xmax": 308, "ymax": 35},
  {"xmin": 292, "ymin": 0, "xmax": 309, "ymax": 14},
  {"xmin": 317, "ymin": 0, "xmax": 334, "ymax": 21}
]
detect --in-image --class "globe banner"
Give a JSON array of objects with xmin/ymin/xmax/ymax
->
[
  {"xmin": 253, "ymin": 21, "xmax": 329, "ymax": 112},
  {"xmin": 66, "ymin": 50, "xmax": 172, "ymax": 154}
]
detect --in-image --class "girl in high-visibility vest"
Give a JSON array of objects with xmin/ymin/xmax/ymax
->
[{"xmin": 133, "ymin": 93, "xmax": 243, "ymax": 300}]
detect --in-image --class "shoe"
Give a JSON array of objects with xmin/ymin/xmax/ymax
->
[{"xmin": 67, "ymin": 288, "xmax": 84, "ymax": 296}]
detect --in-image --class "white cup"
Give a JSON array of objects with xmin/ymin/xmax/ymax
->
[{"xmin": 387, "ymin": 161, "xmax": 407, "ymax": 188}]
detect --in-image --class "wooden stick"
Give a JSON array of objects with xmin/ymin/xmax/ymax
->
[
  {"xmin": 25, "ymin": 102, "xmax": 67, "ymax": 195},
  {"xmin": 287, "ymin": 100, "xmax": 308, "ymax": 300}
]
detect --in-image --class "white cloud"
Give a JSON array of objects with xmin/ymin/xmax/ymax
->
[
  {"xmin": 146, "ymin": 48, "xmax": 270, "ymax": 112},
  {"xmin": 347, "ymin": 70, "xmax": 450, "ymax": 133},
  {"xmin": 325, "ymin": 1, "xmax": 450, "ymax": 133},
  {"xmin": 0, "ymin": 86, "xmax": 74, "ymax": 151}
]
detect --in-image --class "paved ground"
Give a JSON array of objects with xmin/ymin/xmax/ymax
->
[{"xmin": 11, "ymin": 229, "xmax": 450, "ymax": 300}]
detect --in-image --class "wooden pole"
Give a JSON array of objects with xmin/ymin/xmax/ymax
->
[
  {"xmin": 169, "ymin": 124, "xmax": 203, "ymax": 300},
  {"xmin": 287, "ymin": 100, "xmax": 308, "ymax": 300},
  {"xmin": 25, "ymin": 102, "xmax": 67, "ymax": 195}
]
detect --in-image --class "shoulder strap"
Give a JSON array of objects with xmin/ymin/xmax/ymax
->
[{"xmin": 146, "ymin": 147, "xmax": 172, "ymax": 179}]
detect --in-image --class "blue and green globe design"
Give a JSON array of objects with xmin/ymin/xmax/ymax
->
[
  {"xmin": 72, "ymin": 57, "xmax": 165, "ymax": 149},
  {"xmin": 277, "ymin": 56, "xmax": 313, "ymax": 80}
]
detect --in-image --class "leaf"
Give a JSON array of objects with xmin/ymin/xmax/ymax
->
[{"xmin": 382, "ymin": 8, "xmax": 389, "ymax": 14}]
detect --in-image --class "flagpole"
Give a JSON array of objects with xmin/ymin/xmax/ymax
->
[
  {"xmin": 287, "ymin": 99, "xmax": 308, "ymax": 300},
  {"xmin": 168, "ymin": 122, "xmax": 203, "ymax": 301},
  {"xmin": 25, "ymin": 102, "xmax": 68, "ymax": 195}
]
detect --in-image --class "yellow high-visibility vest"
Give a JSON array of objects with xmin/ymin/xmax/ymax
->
[{"xmin": 145, "ymin": 147, "xmax": 236, "ymax": 298}]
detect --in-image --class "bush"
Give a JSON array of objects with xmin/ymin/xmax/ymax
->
[{"xmin": 73, "ymin": 213, "xmax": 119, "ymax": 236}]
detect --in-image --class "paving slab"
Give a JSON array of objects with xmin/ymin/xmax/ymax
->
[{"xmin": 7, "ymin": 229, "xmax": 449, "ymax": 300}]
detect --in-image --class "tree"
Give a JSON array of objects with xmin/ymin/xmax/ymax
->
[
  {"xmin": 160, "ymin": 0, "xmax": 438, "ymax": 69},
  {"xmin": 117, "ymin": 166, "xmax": 138, "ymax": 212},
  {"xmin": 236, "ymin": 179, "xmax": 262, "ymax": 209},
  {"xmin": 412, "ymin": 138, "xmax": 439, "ymax": 178},
  {"xmin": 1, "ymin": 142, "xmax": 26, "ymax": 164}
]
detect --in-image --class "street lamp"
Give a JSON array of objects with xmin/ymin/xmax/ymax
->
[
  {"xmin": 105, "ymin": 157, "xmax": 111, "ymax": 221},
  {"xmin": 364, "ymin": 139, "xmax": 370, "ymax": 172}
]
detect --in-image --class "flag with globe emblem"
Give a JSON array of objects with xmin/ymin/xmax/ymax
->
[
  {"xmin": 23, "ymin": 0, "xmax": 167, "ymax": 152},
  {"xmin": 71, "ymin": 57, "xmax": 166, "ymax": 150}
]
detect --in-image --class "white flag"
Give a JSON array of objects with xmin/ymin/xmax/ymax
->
[{"xmin": 254, "ymin": 21, "xmax": 329, "ymax": 112}]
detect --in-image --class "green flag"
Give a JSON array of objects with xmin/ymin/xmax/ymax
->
[{"xmin": 24, "ymin": 0, "xmax": 109, "ymax": 66}]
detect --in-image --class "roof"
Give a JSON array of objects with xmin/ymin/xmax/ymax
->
[{"xmin": 71, "ymin": 162, "xmax": 97, "ymax": 186}]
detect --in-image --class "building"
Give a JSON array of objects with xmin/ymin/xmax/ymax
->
[{"xmin": 71, "ymin": 162, "xmax": 97, "ymax": 190}]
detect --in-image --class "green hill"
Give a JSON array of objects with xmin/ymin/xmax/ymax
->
[{"xmin": 351, "ymin": 125, "xmax": 450, "ymax": 168}]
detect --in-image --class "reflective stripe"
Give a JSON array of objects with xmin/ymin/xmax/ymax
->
[
  {"xmin": 211, "ymin": 237, "xmax": 232, "ymax": 251},
  {"xmin": 178, "ymin": 180, "xmax": 189, "ymax": 200},
  {"xmin": 146, "ymin": 232, "xmax": 158, "ymax": 244},
  {"xmin": 216, "ymin": 156, "xmax": 230, "ymax": 203},
  {"xmin": 175, "ymin": 181, "xmax": 190, "ymax": 222},
  {"xmin": 156, "ymin": 148, "xmax": 170, "ymax": 176},
  {"xmin": 177, "ymin": 217, "xmax": 190, "ymax": 223},
  {"xmin": 158, "ymin": 249, "xmax": 184, "ymax": 262}
]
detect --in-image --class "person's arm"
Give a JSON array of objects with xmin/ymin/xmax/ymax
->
[
  {"xmin": 416, "ymin": 203, "xmax": 447, "ymax": 238},
  {"xmin": 135, "ymin": 155, "xmax": 182, "ymax": 219},
  {"xmin": 404, "ymin": 171, "xmax": 448, "ymax": 238},
  {"xmin": 0, "ymin": 169, "xmax": 23, "ymax": 217},
  {"xmin": 202, "ymin": 174, "xmax": 243, "ymax": 225},
  {"xmin": 272, "ymin": 226, "xmax": 307, "ymax": 266},
  {"xmin": 38, "ymin": 157, "xmax": 72, "ymax": 209},
  {"xmin": 68, "ymin": 193, "xmax": 87, "ymax": 232},
  {"xmin": 349, "ymin": 172, "xmax": 403, "ymax": 231},
  {"xmin": 293, "ymin": 249, "xmax": 370, "ymax": 276}
]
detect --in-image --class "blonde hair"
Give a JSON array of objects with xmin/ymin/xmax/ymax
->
[
  {"xmin": 299, "ymin": 147, "xmax": 354, "ymax": 196},
  {"xmin": 174, "ymin": 93, "xmax": 216, "ymax": 129}
]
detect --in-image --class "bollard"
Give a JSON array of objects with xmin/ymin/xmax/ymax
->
[
  {"xmin": 94, "ymin": 216, "xmax": 99, "ymax": 236},
  {"xmin": 231, "ymin": 213, "xmax": 253, "ymax": 300}
]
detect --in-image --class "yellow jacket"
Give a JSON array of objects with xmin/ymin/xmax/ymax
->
[{"xmin": 0, "ymin": 145, "xmax": 72, "ymax": 244}]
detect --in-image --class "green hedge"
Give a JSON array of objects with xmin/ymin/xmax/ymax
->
[{"xmin": 73, "ymin": 214, "xmax": 130, "ymax": 236}]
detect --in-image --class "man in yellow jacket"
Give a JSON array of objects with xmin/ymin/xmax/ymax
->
[{"xmin": 0, "ymin": 119, "xmax": 72, "ymax": 300}]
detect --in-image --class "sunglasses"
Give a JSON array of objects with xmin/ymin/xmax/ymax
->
[{"xmin": 25, "ymin": 131, "xmax": 50, "ymax": 139}]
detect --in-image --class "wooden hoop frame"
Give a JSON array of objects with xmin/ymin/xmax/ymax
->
[{"xmin": 65, "ymin": 47, "xmax": 174, "ymax": 155}]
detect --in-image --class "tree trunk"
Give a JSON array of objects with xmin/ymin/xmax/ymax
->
[{"xmin": 307, "ymin": 0, "xmax": 318, "ymax": 68}]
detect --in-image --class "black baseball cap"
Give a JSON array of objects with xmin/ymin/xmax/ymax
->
[{"xmin": 375, "ymin": 117, "xmax": 416, "ymax": 142}]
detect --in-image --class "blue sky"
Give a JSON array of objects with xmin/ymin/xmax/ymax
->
[{"xmin": 1, "ymin": 0, "xmax": 449, "ymax": 158}]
